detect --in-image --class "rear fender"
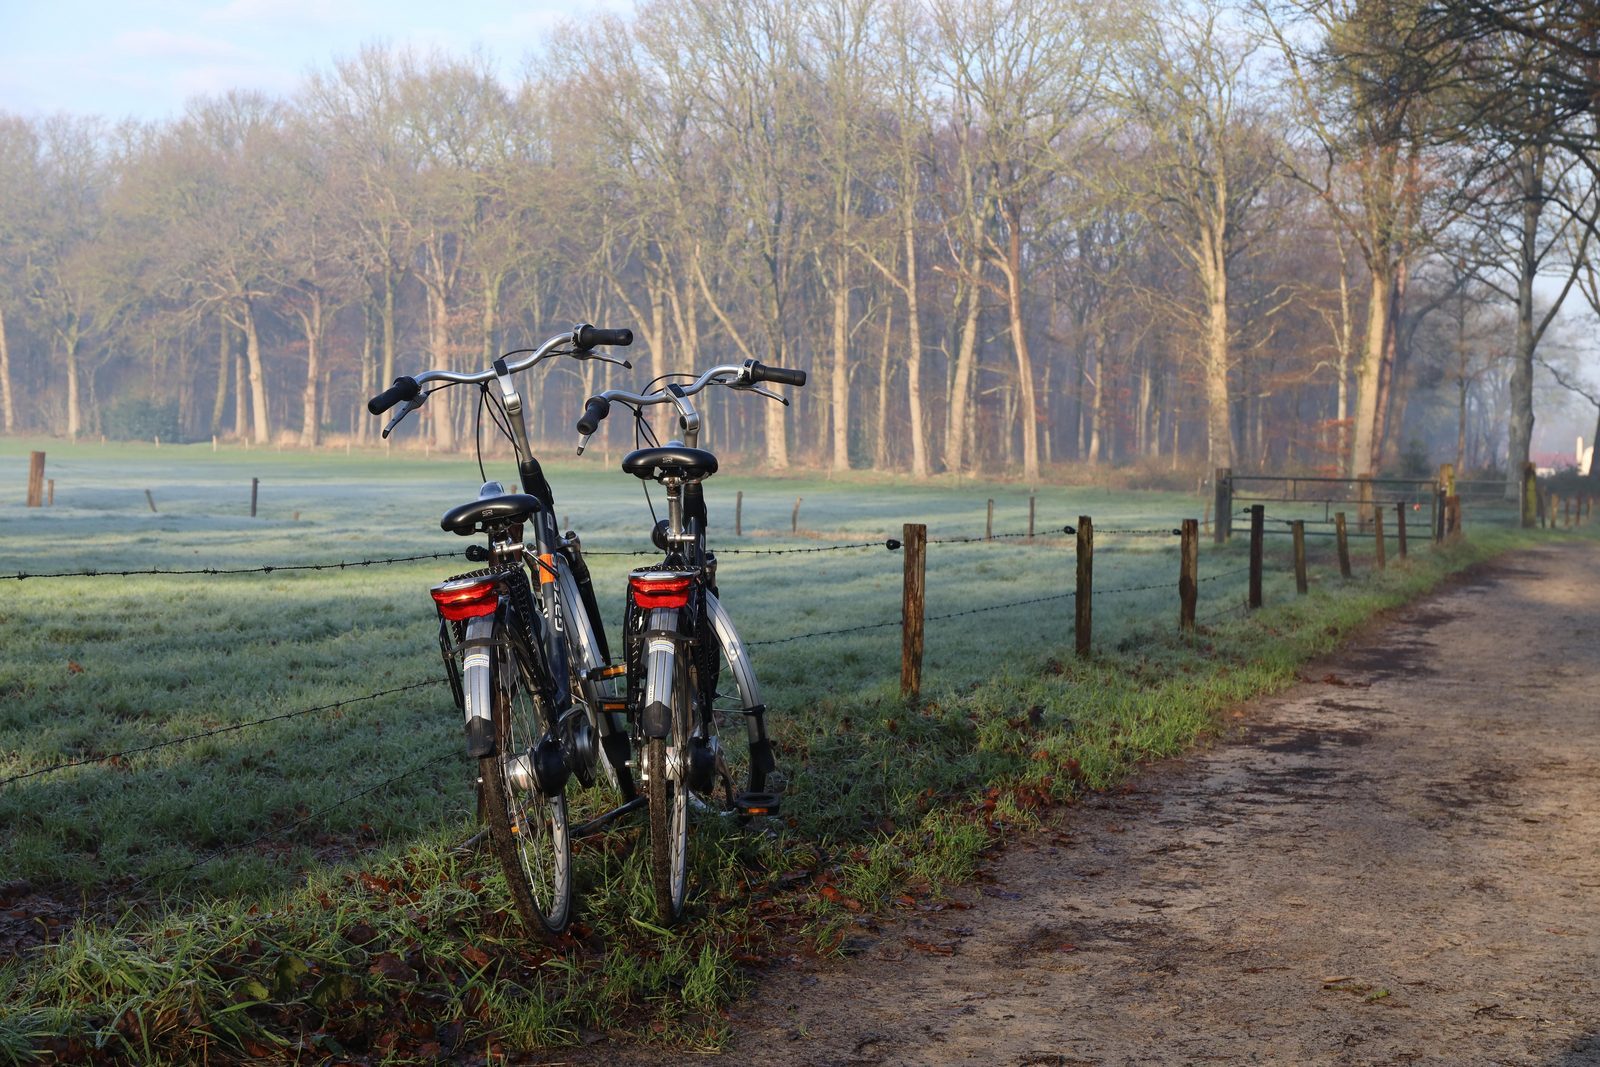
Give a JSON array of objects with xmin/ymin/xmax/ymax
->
[
  {"xmin": 640, "ymin": 607, "xmax": 679, "ymax": 738},
  {"xmin": 461, "ymin": 614, "xmax": 497, "ymax": 757}
]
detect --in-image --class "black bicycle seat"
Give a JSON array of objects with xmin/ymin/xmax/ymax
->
[
  {"xmin": 440, "ymin": 493, "xmax": 542, "ymax": 536},
  {"xmin": 621, "ymin": 446, "xmax": 718, "ymax": 482}
]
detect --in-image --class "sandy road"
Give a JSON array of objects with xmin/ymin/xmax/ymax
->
[{"xmin": 723, "ymin": 543, "xmax": 1600, "ymax": 1067}]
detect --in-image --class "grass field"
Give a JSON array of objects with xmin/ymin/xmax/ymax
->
[{"xmin": 0, "ymin": 438, "xmax": 1566, "ymax": 1062}]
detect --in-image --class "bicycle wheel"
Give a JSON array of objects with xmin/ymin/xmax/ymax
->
[
  {"xmin": 479, "ymin": 609, "xmax": 572, "ymax": 938},
  {"xmin": 647, "ymin": 654, "xmax": 691, "ymax": 923}
]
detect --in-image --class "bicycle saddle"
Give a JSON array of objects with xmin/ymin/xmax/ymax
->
[
  {"xmin": 621, "ymin": 446, "xmax": 718, "ymax": 482},
  {"xmin": 440, "ymin": 493, "xmax": 542, "ymax": 536}
]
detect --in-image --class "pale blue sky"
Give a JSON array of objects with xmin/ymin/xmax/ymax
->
[{"xmin": 0, "ymin": 0, "xmax": 631, "ymax": 123}]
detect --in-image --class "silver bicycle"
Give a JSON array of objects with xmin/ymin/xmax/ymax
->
[
  {"xmin": 367, "ymin": 324, "xmax": 635, "ymax": 938},
  {"xmin": 574, "ymin": 357, "xmax": 806, "ymax": 922}
]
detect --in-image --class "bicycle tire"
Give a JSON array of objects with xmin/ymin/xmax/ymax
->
[
  {"xmin": 479, "ymin": 605, "xmax": 572, "ymax": 938},
  {"xmin": 647, "ymin": 657, "xmax": 690, "ymax": 923}
]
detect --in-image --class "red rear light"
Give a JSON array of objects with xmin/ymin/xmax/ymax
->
[
  {"xmin": 431, "ymin": 577, "xmax": 499, "ymax": 621},
  {"xmin": 629, "ymin": 572, "xmax": 693, "ymax": 609}
]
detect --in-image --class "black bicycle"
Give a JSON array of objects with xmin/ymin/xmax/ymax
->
[
  {"xmin": 575, "ymin": 356, "xmax": 805, "ymax": 921},
  {"xmin": 368, "ymin": 324, "xmax": 635, "ymax": 938}
]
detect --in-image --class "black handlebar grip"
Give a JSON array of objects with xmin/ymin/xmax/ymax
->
[
  {"xmin": 576, "ymin": 395, "xmax": 612, "ymax": 436},
  {"xmin": 576, "ymin": 325, "xmax": 634, "ymax": 349},
  {"xmin": 750, "ymin": 361, "xmax": 807, "ymax": 387},
  {"xmin": 367, "ymin": 376, "xmax": 421, "ymax": 415}
]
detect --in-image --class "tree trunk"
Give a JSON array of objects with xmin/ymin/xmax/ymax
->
[
  {"xmin": 830, "ymin": 251, "xmax": 851, "ymax": 472},
  {"xmin": 944, "ymin": 266, "xmax": 981, "ymax": 474},
  {"xmin": 901, "ymin": 194, "xmax": 929, "ymax": 477},
  {"xmin": 234, "ymin": 349, "xmax": 248, "ymax": 440},
  {"xmin": 1351, "ymin": 265, "xmax": 1391, "ymax": 477},
  {"xmin": 1001, "ymin": 207, "xmax": 1041, "ymax": 482},
  {"xmin": 211, "ymin": 316, "xmax": 230, "ymax": 434},
  {"xmin": 357, "ymin": 304, "xmax": 374, "ymax": 443},
  {"xmin": 1507, "ymin": 151, "xmax": 1542, "ymax": 500},
  {"xmin": 1087, "ymin": 342, "xmax": 1102, "ymax": 464},
  {"xmin": 299, "ymin": 290, "xmax": 323, "ymax": 447},
  {"xmin": 875, "ymin": 305, "xmax": 894, "ymax": 470},
  {"xmin": 64, "ymin": 331, "xmax": 81, "ymax": 441},
  {"xmin": 426, "ymin": 283, "xmax": 456, "ymax": 451},
  {"xmin": 0, "ymin": 305, "xmax": 12, "ymax": 433},
  {"xmin": 1203, "ymin": 239, "xmax": 1232, "ymax": 471},
  {"xmin": 381, "ymin": 270, "xmax": 397, "ymax": 390},
  {"xmin": 242, "ymin": 299, "xmax": 271, "ymax": 444}
]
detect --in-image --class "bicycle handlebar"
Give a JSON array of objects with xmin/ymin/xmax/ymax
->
[
  {"xmin": 577, "ymin": 395, "xmax": 612, "ymax": 436},
  {"xmin": 749, "ymin": 362, "xmax": 806, "ymax": 387},
  {"xmin": 367, "ymin": 376, "xmax": 421, "ymax": 415},
  {"xmin": 573, "ymin": 358, "xmax": 806, "ymax": 444},
  {"xmin": 365, "ymin": 323, "xmax": 632, "ymax": 413},
  {"xmin": 576, "ymin": 325, "xmax": 633, "ymax": 349}
]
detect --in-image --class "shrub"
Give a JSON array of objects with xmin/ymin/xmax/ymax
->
[{"xmin": 100, "ymin": 397, "xmax": 182, "ymax": 442}]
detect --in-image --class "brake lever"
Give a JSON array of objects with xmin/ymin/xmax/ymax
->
[
  {"xmin": 576, "ymin": 351, "xmax": 633, "ymax": 370},
  {"xmin": 742, "ymin": 384, "xmax": 789, "ymax": 405},
  {"xmin": 381, "ymin": 393, "xmax": 428, "ymax": 438}
]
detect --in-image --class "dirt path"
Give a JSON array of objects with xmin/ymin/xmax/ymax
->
[{"xmin": 722, "ymin": 543, "xmax": 1600, "ymax": 1067}]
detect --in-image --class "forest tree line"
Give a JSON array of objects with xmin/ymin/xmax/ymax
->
[{"xmin": 2, "ymin": 0, "xmax": 1598, "ymax": 487}]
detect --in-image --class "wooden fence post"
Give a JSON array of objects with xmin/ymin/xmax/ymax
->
[
  {"xmin": 1248, "ymin": 504, "xmax": 1264, "ymax": 609},
  {"xmin": 1448, "ymin": 495, "xmax": 1463, "ymax": 539},
  {"xmin": 1076, "ymin": 516, "xmax": 1093, "ymax": 658},
  {"xmin": 1028, "ymin": 493, "xmax": 1036, "ymax": 541},
  {"xmin": 1395, "ymin": 502, "xmax": 1408, "ymax": 559},
  {"xmin": 791, "ymin": 496, "xmax": 802, "ymax": 535},
  {"xmin": 900, "ymin": 523, "xmax": 927, "ymax": 702},
  {"xmin": 1521, "ymin": 462, "xmax": 1538, "ymax": 528},
  {"xmin": 1335, "ymin": 512, "xmax": 1352, "ymax": 578},
  {"xmin": 1436, "ymin": 488, "xmax": 1448, "ymax": 543},
  {"xmin": 1179, "ymin": 518, "xmax": 1198, "ymax": 633},
  {"xmin": 985, "ymin": 498, "xmax": 994, "ymax": 541},
  {"xmin": 144, "ymin": 489, "xmax": 158, "ymax": 513},
  {"xmin": 735, "ymin": 490, "xmax": 743, "ymax": 537},
  {"xmin": 47, "ymin": 479, "xmax": 55, "ymax": 506},
  {"xmin": 1373, "ymin": 506, "xmax": 1386, "ymax": 569},
  {"xmin": 26, "ymin": 451, "xmax": 44, "ymax": 507},
  {"xmin": 251, "ymin": 477, "xmax": 259, "ymax": 518},
  {"xmin": 1291, "ymin": 520, "xmax": 1309, "ymax": 595},
  {"xmin": 1213, "ymin": 468, "xmax": 1232, "ymax": 544},
  {"xmin": 1564, "ymin": 494, "xmax": 1572, "ymax": 528}
]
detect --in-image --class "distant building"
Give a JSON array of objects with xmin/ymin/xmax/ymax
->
[{"xmin": 1581, "ymin": 436, "xmax": 1594, "ymax": 477}]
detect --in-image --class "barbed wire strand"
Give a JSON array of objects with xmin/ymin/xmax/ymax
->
[
  {"xmin": 1, "ymin": 552, "xmax": 462, "ymax": 581},
  {"xmin": 2, "ymin": 522, "xmax": 1159, "ymax": 579},
  {"xmin": 0, "ymin": 679, "xmax": 444, "ymax": 787}
]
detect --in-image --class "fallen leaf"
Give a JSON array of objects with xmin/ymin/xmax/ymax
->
[
  {"xmin": 905, "ymin": 937, "xmax": 956, "ymax": 956},
  {"xmin": 369, "ymin": 953, "xmax": 417, "ymax": 983},
  {"xmin": 66, "ymin": 661, "xmax": 84, "ymax": 675},
  {"xmin": 461, "ymin": 946, "xmax": 491, "ymax": 969}
]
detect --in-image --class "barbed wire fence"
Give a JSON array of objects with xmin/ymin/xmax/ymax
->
[{"xmin": 0, "ymin": 501, "xmax": 1391, "ymax": 890}]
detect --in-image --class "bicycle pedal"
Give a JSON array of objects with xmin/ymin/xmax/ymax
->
[{"xmin": 732, "ymin": 791, "xmax": 781, "ymax": 817}]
